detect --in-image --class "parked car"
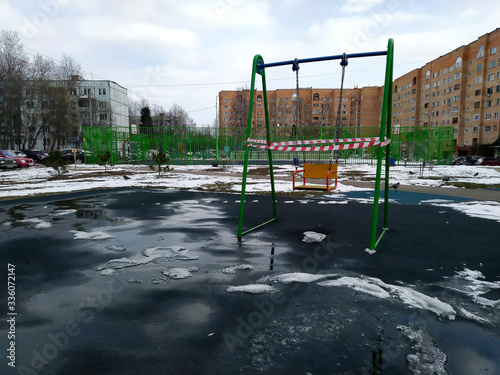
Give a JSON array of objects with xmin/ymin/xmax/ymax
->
[
  {"xmin": 480, "ymin": 157, "xmax": 500, "ymax": 166},
  {"xmin": 11, "ymin": 150, "xmax": 28, "ymax": 157},
  {"xmin": 21, "ymin": 149, "xmax": 49, "ymax": 163},
  {"xmin": 0, "ymin": 150, "xmax": 34, "ymax": 167},
  {"xmin": 452, "ymin": 156, "xmax": 482, "ymax": 165},
  {"xmin": 0, "ymin": 156, "xmax": 17, "ymax": 169},
  {"xmin": 60, "ymin": 149, "xmax": 88, "ymax": 164}
]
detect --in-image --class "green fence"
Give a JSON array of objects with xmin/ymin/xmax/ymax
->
[{"xmin": 82, "ymin": 125, "xmax": 453, "ymax": 165}]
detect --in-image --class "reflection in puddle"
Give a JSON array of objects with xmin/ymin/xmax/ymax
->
[{"xmin": 176, "ymin": 302, "xmax": 211, "ymax": 324}]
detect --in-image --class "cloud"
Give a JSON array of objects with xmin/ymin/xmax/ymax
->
[{"xmin": 340, "ymin": 0, "xmax": 384, "ymax": 13}]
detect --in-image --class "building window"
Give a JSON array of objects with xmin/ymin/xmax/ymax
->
[
  {"xmin": 490, "ymin": 47, "xmax": 497, "ymax": 55},
  {"xmin": 313, "ymin": 93, "xmax": 319, "ymax": 101},
  {"xmin": 473, "ymin": 114, "xmax": 480, "ymax": 121},
  {"xmin": 477, "ymin": 63, "xmax": 483, "ymax": 71},
  {"xmin": 257, "ymin": 95, "xmax": 262, "ymax": 102},
  {"xmin": 454, "ymin": 72, "xmax": 461, "ymax": 79},
  {"xmin": 487, "ymin": 87, "xmax": 494, "ymax": 95},
  {"xmin": 488, "ymin": 74, "xmax": 495, "ymax": 82},
  {"xmin": 455, "ymin": 57, "xmax": 462, "ymax": 68},
  {"xmin": 474, "ymin": 102, "xmax": 480, "ymax": 108},
  {"xmin": 475, "ymin": 89, "xmax": 481, "ymax": 96},
  {"xmin": 99, "ymin": 114, "xmax": 107, "ymax": 121},
  {"xmin": 485, "ymin": 125, "xmax": 491, "ymax": 132},
  {"xmin": 477, "ymin": 45, "xmax": 484, "ymax": 58},
  {"xmin": 98, "ymin": 88, "xmax": 106, "ymax": 95},
  {"xmin": 425, "ymin": 70, "xmax": 430, "ymax": 79},
  {"xmin": 473, "ymin": 126, "xmax": 478, "ymax": 132},
  {"xmin": 486, "ymin": 113, "xmax": 492, "ymax": 120},
  {"xmin": 486, "ymin": 100, "xmax": 492, "ymax": 107},
  {"xmin": 489, "ymin": 60, "xmax": 496, "ymax": 69}
]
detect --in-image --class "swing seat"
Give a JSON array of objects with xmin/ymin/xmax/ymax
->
[{"xmin": 293, "ymin": 163, "xmax": 338, "ymax": 192}]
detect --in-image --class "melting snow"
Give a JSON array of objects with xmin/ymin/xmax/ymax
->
[
  {"xmin": 105, "ymin": 245, "xmax": 126, "ymax": 252},
  {"xmin": 398, "ymin": 324, "xmax": 448, "ymax": 375},
  {"xmin": 259, "ymin": 272, "xmax": 334, "ymax": 284},
  {"xmin": 302, "ymin": 231, "xmax": 326, "ymax": 243},
  {"xmin": 226, "ymin": 284, "xmax": 279, "ymax": 294},
  {"xmin": 222, "ymin": 264, "xmax": 254, "ymax": 274},
  {"xmin": 162, "ymin": 267, "xmax": 199, "ymax": 279},
  {"xmin": 319, "ymin": 275, "xmax": 456, "ymax": 320},
  {"xmin": 433, "ymin": 201, "xmax": 500, "ymax": 223},
  {"xmin": 98, "ymin": 246, "xmax": 198, "ymax": 273},
  {"xmin": 71, "ymin": 230, "xmax": 113, "ymax": 240}
]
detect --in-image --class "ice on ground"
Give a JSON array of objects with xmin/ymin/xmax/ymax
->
[
  {"xmin": 420, "ymin": 199, "xmax": 454, "ymax": 204},
  {"xmin": 162, "ymin": 267, "xmax": 199, "ymax": 279},
  {"xmin": 456, "ymin": 307, "xmax": 492, "ymax": 325},
  {"xmin": 433, "ymin": 201, "xmax": 500, "ymax": 223},
  {"xmin": 302, "ymin": 231, "xmax": 326, "ymax": 243},
  {"xmin": 319, "ymin": 276, "xmax": 390, "ymax": 299},
  {"xmin": 222, "ymin": 264, "xmax": 254, "ymax": 275},
  {"xmin": 98, "ymin": 246, "xmax": 198, "ymax": 272},
  {"xmin": 226, "ymin": 284, "xmax": 279, "ymax": 294},
  {"xmin": 442, "ymin": 268, "xmax": 500, "ymax": 307},
  {"xmin": 19, "ymin": 218, "xmax": 52, "ymax": 229},
  {"xmin": 319, "ymin": 275, "xmax": 456, "ymax": 320},
  {"xmin": 398, "ymin": 324, "xmax": 448, "ymax": 375},
  {"xmin": 105, "ymin": 245, "xmax": 126, "ymax": 252},
  {"xmin": 142, "ymin": 246, "xmax": 198, "ymax": 261},
  {"xmin": 50, "ymin": 209, "xmax": 77, "ymax": 216},
  {"xmin": 71, "ymin": 230, "xmax": 114, "ymax": 240},
  {"xmin": 259, "ymin": 272, "xmax": 335, "ymax": 284}
]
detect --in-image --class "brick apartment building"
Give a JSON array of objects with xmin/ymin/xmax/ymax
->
[{"xmin": 219, "ymin": 28, "xmax": 500, "ymax": 157}]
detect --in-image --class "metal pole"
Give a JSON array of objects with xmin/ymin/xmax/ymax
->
[{"xmin": 369, "ymin": 38, "xmax": 394, "ymax": 251}]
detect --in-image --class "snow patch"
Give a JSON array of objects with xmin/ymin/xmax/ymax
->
[
  {"xmin": 222, "ymin": 264, "xmax": 254, "ymax": 275},
  {"xmin": 161, "ymin": 267, "xmax": 199, "ymax": 279},
  {"xmin": 71, "ymin": 230, "xmax": 113, "ymax": 240},
  {"xmin": 302, "ymin": 231, "xmax": 326, "ymax": 243},
  {"xmin": 319, "ymin": 275, "xmax": 456, "ymax": 319},
  {"xmin": 98, "ymin": 246, "xmax": 198, "ymax": 273},
  {"xmin": 259, "ymin": 272, "xmax": 334, "ymax": 284},
  {"xmin": 227, "ymin": 284, "xmax": 279, "ymax": 294},
  {"xmin": 398, "ymin": 324, "xmax": 447, "ymax": 375}
]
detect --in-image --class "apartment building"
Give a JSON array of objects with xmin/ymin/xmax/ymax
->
[
  {"xmin": 393, "ymin": 28, "xmax": 500, "ymax": 156},
  {"xmin": 0, "ymin": 76, "xmax": 128, "ymax": 150},
  {"xmin": 220, "ymin": 28, "xmax": 500, "ymax": 157},
  {"xmin": 219, "ymin": 86, "xmax": 383, "ymax": 133}
]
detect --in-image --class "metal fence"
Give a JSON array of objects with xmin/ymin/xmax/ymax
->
[{"xmin": 82, "ymin": 125, "xmax": 454, "ymax": 166}]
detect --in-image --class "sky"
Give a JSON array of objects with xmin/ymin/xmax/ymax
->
[{"xmin": 1, "ymin": 0, "xmax": 500, "ymax": 126}]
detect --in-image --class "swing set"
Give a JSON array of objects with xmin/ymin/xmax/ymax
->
[{"xmin": 237, "ymin": 39, "xmax": 394, "ymax": 252}]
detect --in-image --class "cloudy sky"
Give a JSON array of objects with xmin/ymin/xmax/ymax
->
[{"xmin": 1, "ymin": 0, "xmax": 499, "ymax": 126}]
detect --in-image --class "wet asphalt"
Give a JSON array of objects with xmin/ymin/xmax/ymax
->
[{"xmin": 0, "ymin": 188, "xmax": 499, "ymax": 375}]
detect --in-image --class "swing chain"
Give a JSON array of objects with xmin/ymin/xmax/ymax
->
[
  {"xmin": 331, "ymin": 53, "xmax": 348, "ymax": 166},
  {"xmin": 293, "ymin": 58, "xmax": 305, "ymax": 164}
]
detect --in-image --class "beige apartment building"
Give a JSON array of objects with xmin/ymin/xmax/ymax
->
[
  {"xmin": 219, "ymin": 86, "xmax": 383, "ymax": 137},
  {"xmin": 220, "ymin": 28, "xmax": 500, "ymax": 157}
]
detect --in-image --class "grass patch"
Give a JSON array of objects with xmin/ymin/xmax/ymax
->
[{"xmin": 199, "ymin": 181, "xmax": 236, "ymax": 192}]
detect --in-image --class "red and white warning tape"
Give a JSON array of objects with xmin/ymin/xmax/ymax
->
[
  {"xmin": 245, "ymin": 139, "xmax": 391, "ymax": 152},
  {"xmin": 246, "ymin": 137, "xmax": 380, "ymax": 146}
]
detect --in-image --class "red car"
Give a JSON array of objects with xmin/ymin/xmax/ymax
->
[
  {"xmin": 0, "ymin": 150, "xmax": 35, "ymax": 167},
  {"xmin": 481, "ymin": 157, "xmax": 500, "ymax": 166}
]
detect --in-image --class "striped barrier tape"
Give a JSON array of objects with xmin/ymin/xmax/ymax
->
[{"xmin": 245, "ymin": 139, "xmax": 391, "ymax": 152}]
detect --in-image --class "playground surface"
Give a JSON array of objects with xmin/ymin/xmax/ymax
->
[{"xmin": 1, "ymin": 185, "xmax": 499, "ymax": 375}]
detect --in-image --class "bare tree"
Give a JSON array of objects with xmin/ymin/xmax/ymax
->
[
  {"xmin": 0, "ymin": 30, "xmax": 28, "ymax": 149},
  {"xmin": 167, "ymin": 103, "xmax": 194, "ymax": 127}
]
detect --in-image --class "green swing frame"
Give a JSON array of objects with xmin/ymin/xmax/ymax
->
[{"xmin": 237, "ymin": 39, "xmax": 394, "ymax": 252}]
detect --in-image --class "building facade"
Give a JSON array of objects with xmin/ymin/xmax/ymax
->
[
  {"xmin": 0, "ymin": 76, "xmax": 128, "ymax": 150},
  {"xmin": 219, "ymin": 86, "xmax": 383, "ymax": 134},
  {"xmin": 220, "ymin": 28, "xmax": 500, "ymax": 157},
  {"xmin": 393, "ymin": 28, "xmax": 500, "ymax": 156}
]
